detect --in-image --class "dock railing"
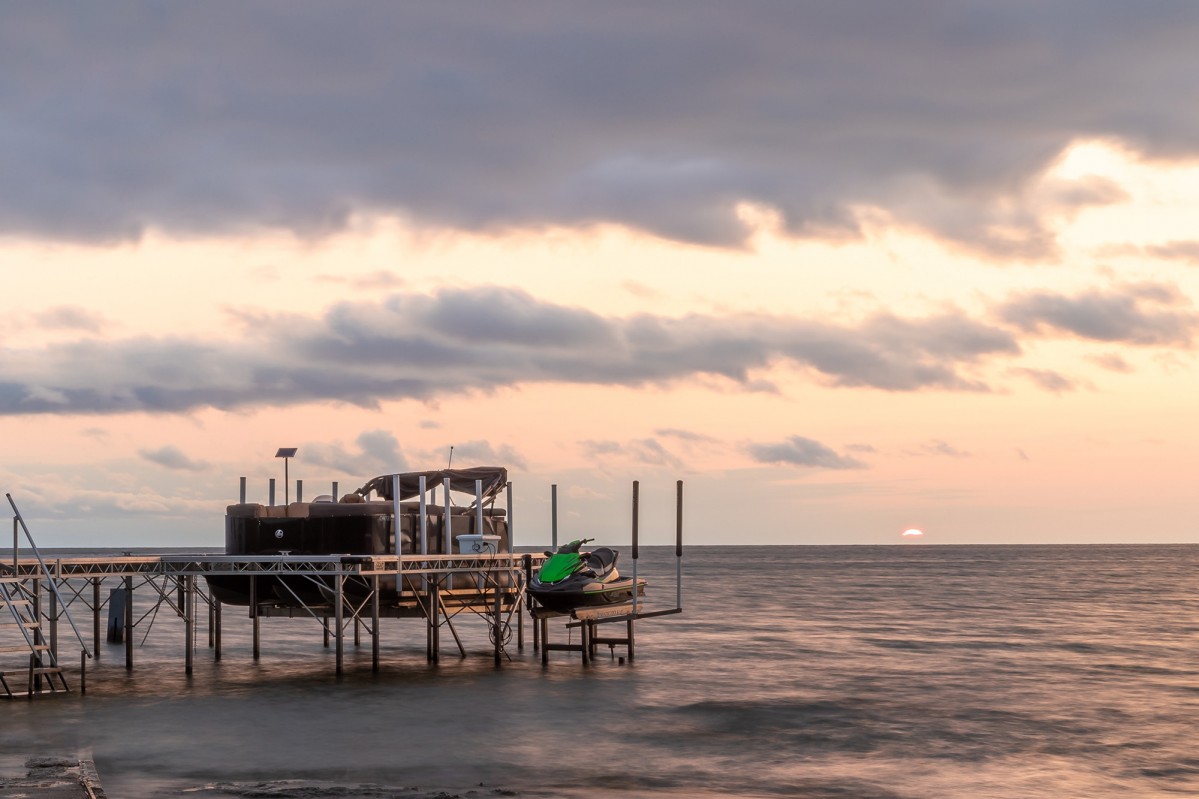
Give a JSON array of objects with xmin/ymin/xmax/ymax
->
[{"xmin": 6, "ymin": 493, "xmax": 92, "ymax": 661}]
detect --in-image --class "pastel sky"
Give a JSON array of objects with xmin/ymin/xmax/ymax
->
[{"xmin": 3, "ymin": 2, "xmax": 1199, "ymax": 547}]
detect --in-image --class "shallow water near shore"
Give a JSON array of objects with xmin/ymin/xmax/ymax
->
[{"xmin": 4, "ymin": 544, "xmax": 1199, "ymax": 798}]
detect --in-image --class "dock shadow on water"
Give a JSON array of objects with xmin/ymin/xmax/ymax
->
[{"xmin": 5, "ymin": 545, "xmax": 1199, "ymax": 798}]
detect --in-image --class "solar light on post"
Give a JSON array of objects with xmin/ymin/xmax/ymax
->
[{"xmin": 276, "ymin": 448, "xmax": 298, "ymax": 506}]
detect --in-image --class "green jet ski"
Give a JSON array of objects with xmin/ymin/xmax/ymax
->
[{"xmin": 528, "ymin": 538, "xmax": 646, "ymax": 613}]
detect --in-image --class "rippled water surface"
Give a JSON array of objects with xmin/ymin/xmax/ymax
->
[{"xmin": 5, "ymin": 545, "xmax": 1199, "ymax": 798}]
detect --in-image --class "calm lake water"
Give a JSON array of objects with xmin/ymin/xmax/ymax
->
[{"xmin": 4, "ymin": 544, "xmax": 1199, "ymax": 798}]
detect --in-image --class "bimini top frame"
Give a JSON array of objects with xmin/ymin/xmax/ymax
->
[{"xmin": 355, "ymin": 467, "xmax": 508, "ymax": 505}]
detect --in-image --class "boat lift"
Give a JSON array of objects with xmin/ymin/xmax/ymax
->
[{"xmin": 0, "ymin": 478, "xmax": 685, "ymax": 689}]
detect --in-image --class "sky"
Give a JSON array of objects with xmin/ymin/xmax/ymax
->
[{"xmin": 3, "ymin": 2, "xmax": 1199, "ymax": 547}]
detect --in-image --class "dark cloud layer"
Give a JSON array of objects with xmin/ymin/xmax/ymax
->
[
  {"xmin": 0, "ymin": 282, "xmax": 1190, "ymax": 417},
  {"xmin": 998, "ymin": 283, "xmax": 1197, "ymax": 345},
  {"xmin": 4, "ymin": 3, "xmax": 1199, "ymax": 255},
  {"xmin": 0, "ymin": 288, "xmax": 1025, "ymax": 416}
]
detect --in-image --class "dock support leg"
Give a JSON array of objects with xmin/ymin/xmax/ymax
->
[
  {"xmin": 371, "ymin": 575, "xmax": 380, "ymax": 673},
  {"xmin": 517, "ymin": 598, "xmax": 524, "ymax": 651},
  {"xmin": 49, "ymin": 583, "xmax": 58, "ymax": 664},
  {"xmin": 429, "ymin": 585, "xmax": 440, "ymax": 664},
  {"xmin": 214, "ymin": 600, "xmax": 222, "ymax": 662},
  {"xmin": 250, "ymin": 576, "xmax": 260, "ymax": 661},
  {"xmin": 207, "ymin": 593, "xmax": 215, "ymax": 648},
  {"xmin": 334, "ymin": 573, "xmax": 344, "ymax": 676},
  {"xmin": 493, "ymin": 584, "xmax": 502, "ymax": 666},
  {"xmin": 323, "ymin": 615, "xmax": 330, "ymax": 648},
  {"xmin": 31, "ymin": 579, "xmax": 43, "ymax": 691},
  {"xmin": 539, "ymin": 616, "xmax": 548, "ymax": 665},
  {"xmin": 184, "ymin": 575, "xmax": 195, "ymax": 676},
  {"xmin": 92, "ymin": 578, "xmax": 101, "ymax": 661},
  {"xmin": 124, "ymin": 576, "xmax": 134, "ymax": 671},
  {"xmin": 627, "ymin": 618, "xmax": 635, "ymax": 663}
]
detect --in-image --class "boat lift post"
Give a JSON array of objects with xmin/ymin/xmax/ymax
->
[
  {"xmin": 551, "ymin": 484, "xmax": 558, "ymax": 549},
  {"xmin": 676, "ymin": 480, "xmax": 683, "ymax": 611},
  {"xmin": 631, "ymin": 481, "xmax": 639, "ymax": 617},
  {"xmin": 507, "ymin": 480, "xmax": 523, "ymax": 650}
]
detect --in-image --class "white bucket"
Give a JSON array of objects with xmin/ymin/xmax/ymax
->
[{"xmin": 456, "ymin": 534, "xmax": 500, "ymax": 554}]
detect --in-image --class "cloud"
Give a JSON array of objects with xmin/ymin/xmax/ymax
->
[
  {"xmin": 655, "ymin": 428, "xmax": 720, "ymax": 444},
  {"xmin": 997, "ymin": 283, "xmax": 1198, "ymax": 346},
  {"xmin": 138, "ymin": 445, "xmax": 210, "ymax": 472},
  {"xmin": 3, "ymin": 4, "xmax": 1198, "ymax": 256},
  {"xmin": 747, "ymin": 435, "xmax": 866, "ymax": 469},
  {"xmin": 317, "ymin": 270, "xmax": 407, "ymax": 289},
  {"xmin": 911, "ymin": 439, "xmax": 970, "ymax": 458},
  {"xmin": 1010, "ymin": 367, "xmax": 1081, "ymax": 393},
  {"xmin": 302, "ymin": 429, "xmax": 409, "ymax": 476},
  {"xmin": 1088, "ymin": 353, "xmax": 1134, "ymax": 373},
  {"xmin": 580, "ymin": 438, "xmax": 683, "ymax": 470},
  {"xmin": 33, "ymin": 306, "xmax": 107, "ymax": 333},
  {"xmin": 1145, "ymin": 240, "xmax": 1199, "ymax": 263},
  {"xmin": 0, "ymin": 287, "xmax": 1026, "ymax": 416}
]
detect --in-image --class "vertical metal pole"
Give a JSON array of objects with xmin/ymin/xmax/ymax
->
[
  {"xmin": 124, "ymin": 575, "xmax": 133, "ymax": 671},
  {"xmin": 631, "ymin": 481, "xmax": 639, "ymax": 616},
  {"xmin": 208, "ymin": 595, "xmax": 215, "ymax": 648},
  {"xmin": 444, "ymin": 480, "xmax": 452, "ymax": 590},
  {"xmin": 92, "ymin": 578, "xmax": 101, "ymax": 660},
  {"xmin": 520, "ymin": 553, "xmax": 530, "ymax": 651},
  {"xmin": 185, "ymin": 575, "xmax": 195, "ymax": 676},
  {"xmin": 506, "ymin": 481, "xmax": 513, "ymax": 550},
  {"xmin": 419, "ymin": 476, "xmax": 428, "ymax": 555},
  {"xmin": 371, "ymin": 574, "xmax": 380, "ymax": 673},
  {"xmin": 334, "ymin": 570, "xmax": 344, "ymax": 676},
  {"xmin": 240, "ymin": 476, "xmax": 247, "ymax": 504},
  {"xmin": 49, "ymin": 577, "xmax": 58, "ymax": 661},
  {"xmin": 629, "ymin": 480, "xmax": 639, "ymax": 664},
  {"xmin": 392, "ymin": 474, "xmax": 402, "ymax": 554},
  {"xmin": 551, "ymin": 484, "xmax": 558, "ymax": 548},
  {"xmin": 676, "ymin": 479, "xmax": 684, "ymax": 611},
  {"xmin": 12, "ymin": 516, "xmax": 18, "ymax": 569},
  {"xmin": 493, "ymin": 579, "xmax": 502, "ymax": 666},
  {"xmin": 432, "ymin": 583, "xmax": 440, "ymax": 663},
  {"xmin": 475, "ymin": 479, "xmax": 484, "ymax": 537},
  {"xmin": 443, "ymin": 480, "xmax": 451, "ymax": 553},
  {"xmin": 32, "ymin": 578, "xmax": 42, "ymax": 690},
  {"xmin": 80, "ymin": 650, "xmax": 86, "ymax": 695},
  {"xmin": 251, "ymin": 575, "xmax": 260, "ymax": 660},
  {"xmin": 284, "ymin": 458, "xmax": 290, "ymax": 506},
  {"xmin": 269, "ymin": 479, "xmax": 276, "ymax": 507},
  {"xmin": 214, "ymin": 600, "xmax": 222, "ymax": 661},
  {"xmin": 419, "ymin": 472, "xmax": 429, "ymax": 590},
  {"xmin": 50, "ymin": 560, "xmax": 61, "ymax": 659},
  {"xmin": 426, "ymin": 587, "xmax": 433, "ymax": 661}
]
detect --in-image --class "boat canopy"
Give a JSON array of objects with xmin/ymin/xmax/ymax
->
[{"xmin": 355, "ymin": 467, "xmax": 508, "ymax": 504}]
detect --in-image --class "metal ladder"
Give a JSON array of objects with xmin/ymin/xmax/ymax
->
[{"xmin": 0, "ymin": 580, "xmax": 69, "ymax": 698}]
